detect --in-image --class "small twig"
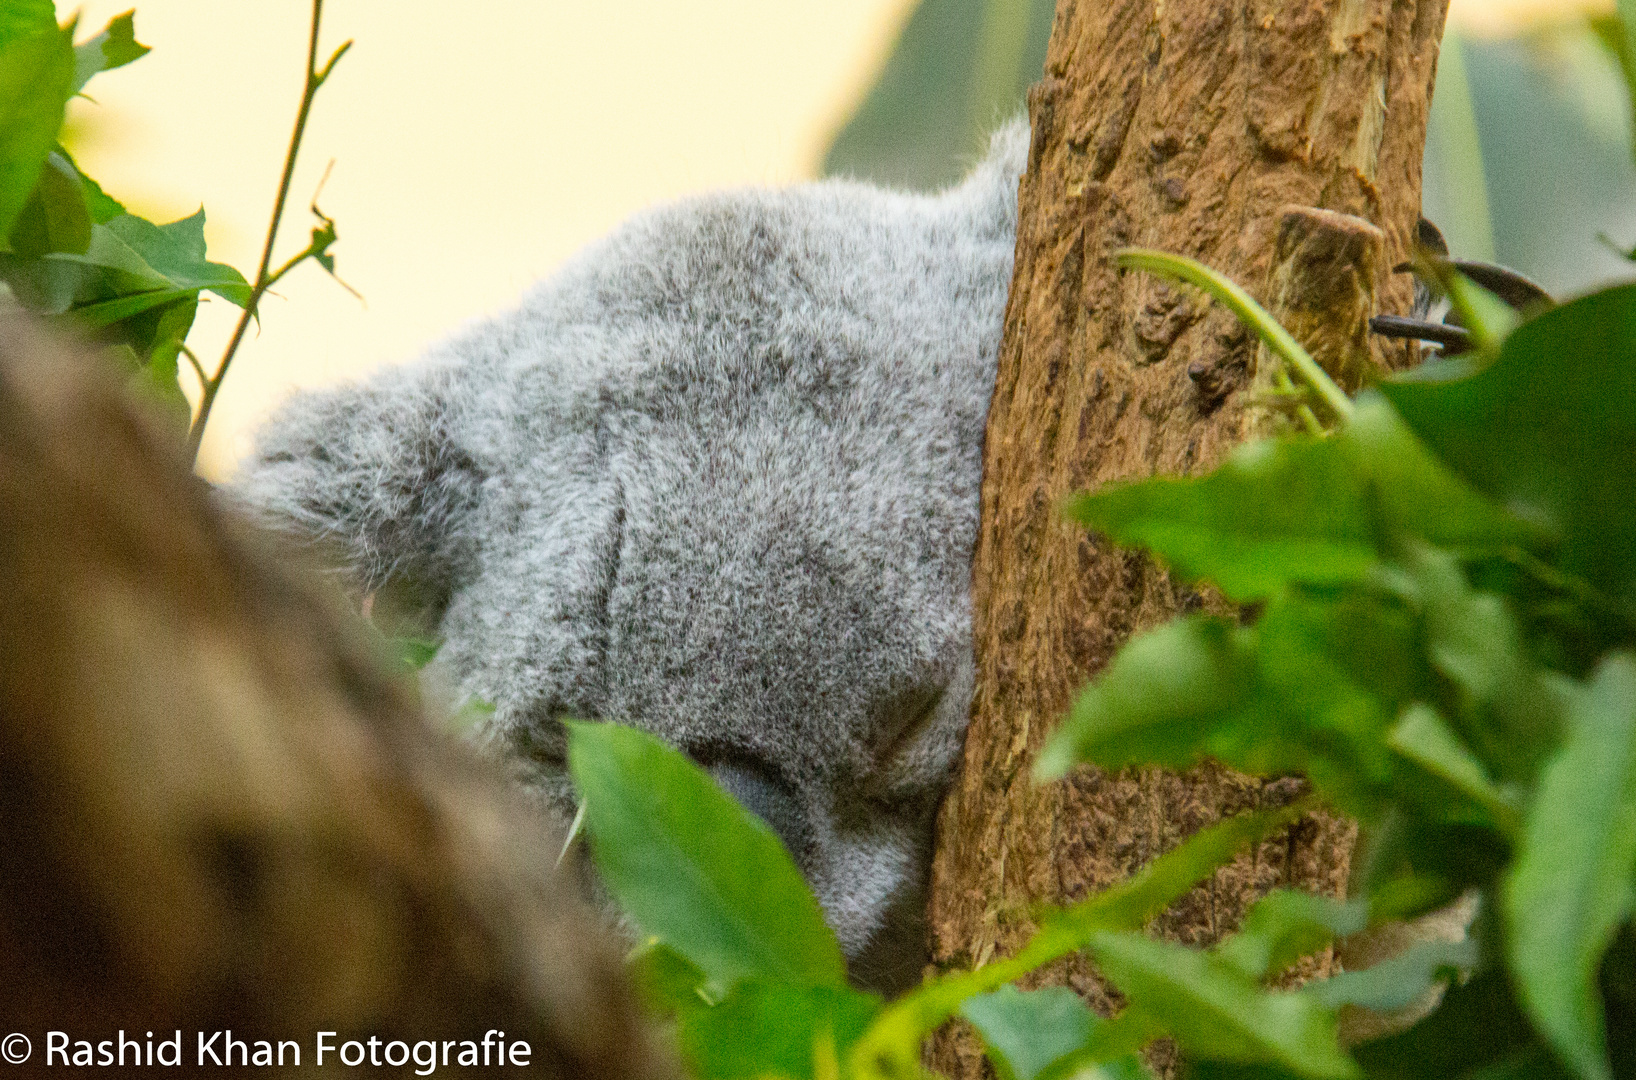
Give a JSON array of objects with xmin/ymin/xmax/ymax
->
[
  {"xmin": 266, "ymin": 160, "xmax": 362, "ymax": 301},
  {"xmin": 187, "ymin": 0, "xmax": 352, "ymax": 460}
]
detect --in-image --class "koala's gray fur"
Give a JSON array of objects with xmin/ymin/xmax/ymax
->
[{"xmin": 234, "ymin": 120, "xmax": 1028, "ymax": 994}]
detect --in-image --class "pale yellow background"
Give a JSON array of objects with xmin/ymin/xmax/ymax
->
[{"xmin": 50, "ymin": 0, "xmax": 1570, "ymax": 477}]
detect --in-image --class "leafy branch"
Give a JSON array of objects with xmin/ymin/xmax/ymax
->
[
  {"xmin": 0, "ymin": 3, "xmax": 356, "ymax": 463},
  {"xmin": 188, "ymin": 0, "xmax": 352, "ymax": 457}
]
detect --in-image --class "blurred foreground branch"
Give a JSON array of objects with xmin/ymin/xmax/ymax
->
[{"xmin": 0, "ymin": 313, "xmax": 673, "ymax": 1077}]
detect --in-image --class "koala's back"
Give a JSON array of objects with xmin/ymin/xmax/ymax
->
[{"xmin": 237, "ymin": 122, "xmax": 1027, "ymax": 992}]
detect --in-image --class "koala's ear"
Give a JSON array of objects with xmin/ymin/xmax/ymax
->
[{"xmin": 231, "ymin": 360, "xmax": 482, "ymax": 604}]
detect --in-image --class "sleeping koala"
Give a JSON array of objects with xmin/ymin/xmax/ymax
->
[{"xmin": 234, "ymin": 120, "xmax": 1027, "ymax": 994}]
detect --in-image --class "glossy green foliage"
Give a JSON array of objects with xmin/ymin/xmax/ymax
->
[
  {"xmin": 0, "ymin": 4, "xmax": 250, "ymax": 437},
  {"xmin": 1086, "ymin": 931, "xmax": 1357, "ymax": 1080},
  {"xmin": 1382, "ymin": 286, "xmax": 1636, "ymax": 616},
  {"xmin": 566, "ymin": 721, "xmax": 847, "ymax": 992},
  {"xmin": 540, "ymin": 199, "xmax": 1636, "ymax": 1080},
  {"xmin": 0, "ymin": 2, "xmax": 346, "ymax": 452},
  {"xmin": 1064, "ymin": 395, "xmax": 1544, "ymax": 605},
  {"xmin": 1503, "ymin": 655, "xmax": 1636, "ymax": 1080},
  {"xmin": 70, "ymin": 9, "xmax": 149, "ymax": 95},
  {"xmin": 960, "ymin": 985, "xmax": 1122, "ymax": 1080},
  {"xmin": 678, "ymin": 982, "xmax": 881, "ymax": 1080},
  {"xmin": 1035, "ymin": 255, "xmax": 1636, "ymax": 1078},
  {"xmin": 629, "ymin": 939, "xmax": 713, "ymax": 1021},
  {"xmin": 0, "ymin": 21, "xmax": 72, "ymax": 240},
  {"xmin": 1215, "ymin": 892, "xmax": 1368, "ymax": 983},
  {"xmin": 573, "ymin": 257, "xmax": 1636, "ymax": 1080}
]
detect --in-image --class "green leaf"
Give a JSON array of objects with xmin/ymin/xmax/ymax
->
[
  {"xmin": 1386, "ymin": 705, "xmax": 1519, "ymax": 835},
  {"xmin": 102, "ymin": 210, "xmax": 249, "ymax": 305},
  {"xmin": 59, "ymin": 287, "xmax": 193, "ymax": 328},
  {"xmin": 960, "ymin": 985, "xmax": 1098, "ymax": 1080},
  {"xmin": 1621, "ymin": 0, "xmax": 1636, "ymax": 74},
  {"xmin": 54, "ymin": 289, "xmax": 198, "ymax": 385},
  {"xmin": 1215, "ymin": 891, "xmax": 1368, "ymax": 983},
  {"xmin": 677, "ymin": 980, "xmax": 881, "ymax": 1080},
  {"xmin": 1033, "ymin": 614, "xmax": 1256, "ymax": 782},
  {"xmin": 70, "ymin": 9, "xmax": 150, "ymax": 95},
  {"xmin": 566, "ymin": 721, "xmax": 847, "ymax": 989},
  {"xmin": 26, "ymin": 210, "xmax": 249, "ymax": 339},
  {"xmin": 77, "ymin": 167, "xmax": 124, "ymax": 223},
  {"xmin": 1380, "ymin": 284, "xmax": 1636, "ymax": 615},
  {"xmin": 1356, "ymin": 871, "xmax": 1466, "ymax": 925},
  {"xmin": 0, "ymin": 25, "xmax": 74, "ymax": 242},
  {"xmin": 1186, "ymin": 1064, "xmax": 1312, "ymax": 1080},
  {"xmin": 1503, "ymin": 653, "xmax": 1636, "ymax": 1080},
  {"xmin": 53, "ymin": 144, "xmax": 126, "ymax": 222},
  {"xmin": 1349, "ymin": 817, "xmax": 1507, "ymax": 909},
  {"xmin": 1037, "ymin": 595, "xmax": 1421, "ymax": 821},
  {"xmin": 1384, "ymin": 541, "xmax": 1565, "ymax": 786},
  {"xmin": 820, "ymin": 0, "xmax": 1052, "ymax": 190},
  {"xmin": 1065, "ymin": 395, "xmax": 1545, "ymax": 604},
  {"xmin": 1440, "ymin": 266, "xmax": 1519, "ymax": 358},
  {"xmin": 102, "ymin": 342, "xmax": 141, "ymax": 376},
  {"xmin": 1086, "ymin": 931, "xmax": 1360, "ymax": 1079},
  {"xmin": 6, "ymin": 150, "xmax": 90, "ymax": 256},
  {"xmin": 1305, "ymin": 936, "xmax": 1477, "ymax": 1013},
  {"xmin": 393, "ymin": 635, "xmax": 442, "ymax": 671},
  {"xmin": 1620, "ymin": 2, "xmax": 1636, "ymax": 174},
  {"xmin": 45, "ymin": 220, "xmax": 172, "ymax": 291},
  {"xmin": 627, "ymin": 938, "xmax": 713, "ymax": 1020},
  {"xmin": 143, "ymin": 291, "xmax": 197, "ymax": 369},
  {"xmin": 1592, "ymin": 14, "xmax": 1636, "ymax": 181},
  {"xmin": 0, "ymin": 249, "xmax": 98, "ymax": 312},
  {"xmin": 0, "ymin": 0, "xmax": 53, "ymax": 51}
]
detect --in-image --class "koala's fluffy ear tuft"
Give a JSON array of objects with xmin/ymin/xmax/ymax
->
[
  {"xmin": 232, "ymin": 360, "xmax": 482, "ymax": 605},
  {"xmin": 942, "ymin": 116, "xmax": 1030, "ymax": 240}
]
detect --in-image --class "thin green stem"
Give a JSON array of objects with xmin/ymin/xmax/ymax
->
[
  {"xmin": 177, "ymin": 342, "xmax": 206, "ymax": 389},
  {"xmin": 187, "ymin": 0, "xmax": 350, "ymax": 461},
  {"xmin": 1504, "ymin": 546, "xmax": 1636, "ymax": 637},
  {"xmin": 263, "ymin": 243, "xmax": 315, "ymax": 294},
  {"xmin": 1272, "ymin": 364, "xmax": 1326, "ymax": 437},
  {"xmin": 1418, "ymin": 255, "xmax": 1517, "ymax": 356},
  {"xmin": 1114, "ymin": 248, "xmax": 1355, "ymax": 426},
  {"xmin": 848, "ymin": 801, "xmax": 1312, "ymax": 1079}
]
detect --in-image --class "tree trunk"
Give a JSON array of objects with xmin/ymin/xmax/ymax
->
[{"xmin": 929, "ymin": 1, "xmax": 1449, "ymax": 1074}]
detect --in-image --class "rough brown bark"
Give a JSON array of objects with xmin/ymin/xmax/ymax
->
[
  {"xmin": 0, "ymin": 315, "xmax": 674, "ymax": 1078},
  {"xmin": 929, "ymin": 2, "xmax": 1448, "ymax": 1074}
]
